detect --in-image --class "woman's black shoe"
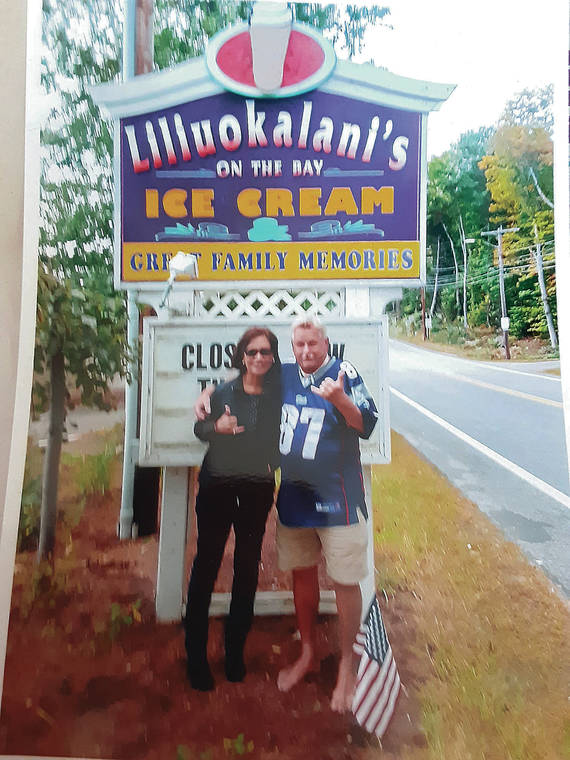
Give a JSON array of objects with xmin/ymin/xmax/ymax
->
[
  {"xmin": 225, "ymin": 654, "xmax": 246, "ymax": 682},
  {"xmin": 187, "ymin": 660, "xmax": 214, "ymax": 691}
]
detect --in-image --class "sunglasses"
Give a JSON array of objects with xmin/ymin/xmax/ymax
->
[{"xmin": 244, "ymin": 348, "xmax": 273, "ymax": 357}]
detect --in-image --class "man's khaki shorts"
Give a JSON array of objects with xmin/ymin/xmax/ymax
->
[{"xmin": 276, "ymin": 511, "xmax": 369, "ymax": 585}]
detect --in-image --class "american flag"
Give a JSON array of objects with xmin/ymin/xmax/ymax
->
[{"xmin": 352, "ymin": 595, "xmax": 401, "ymax": 738}]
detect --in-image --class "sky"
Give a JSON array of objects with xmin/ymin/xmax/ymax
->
[{"xmin": 351, "ymin": 0, "xmax": 564, "ymax": 157}]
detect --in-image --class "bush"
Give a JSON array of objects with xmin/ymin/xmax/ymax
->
[
  {"xmin": 18, "ymin": 474, "xmax": 42, "ymax": 552},
  {"xmin": 17, "ymin": 441, "xmax": 117, "ymax": 554},
  {"xmin": 468, "ymin": 293, "xmax": 492, "ymax": 327},
  {"xmin": 390, "ymin": 312, "xmax": 422, "ymax": 337},
  {"xmin": 17, "ymin": 441, "xmax": 44, "ymax": 552},
  {"xmin": 439, "ymin": 286, "xmax": 460, "ymax": 323},
  {"xmin": 430, "ymin": 320, "xmax": 466, "ymax": 346},
  {"xmin": 506, "ymin": 274, "xmax": 558, "ymax": 340},
  {"xmin": 76, "ymin": 446, "xmax": 114, "ymax": 496},
  {"xmin": 61, "ymin": 445, "xmax": 115, "ymax": 500}
]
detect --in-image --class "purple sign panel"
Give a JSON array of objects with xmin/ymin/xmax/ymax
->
[{"xmin": 120, "ymin": 90, "xmax": 421, "ymax": 284}]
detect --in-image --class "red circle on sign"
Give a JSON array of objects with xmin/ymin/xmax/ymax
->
[{"xmin": 216, "ymin": 29, "xmax": 325, "ymax": 89}]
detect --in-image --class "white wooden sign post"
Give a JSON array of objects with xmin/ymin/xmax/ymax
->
[{"xmin": 141, "ymin": 318, "xmax": 389, "ymax": 619}]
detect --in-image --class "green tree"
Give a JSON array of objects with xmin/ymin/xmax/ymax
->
[
  {"xmin": 499, "ymin": 84, "xmax": 554, "ymax": 134},
  {"xmin": 34, "ymin": 264, "xmax": 129, "ymax": 560},
  {"xmin": 153, "ymin": 2, "xmax": 390, "ymax": 69},
  {"xmin": 41, "ymin": 0, "xmax": 122, "ymax": 284},
  {"xmin": 425, "ymin": 127, "xmax": 492, "ymax": 326},
  {"xmin": 293, "ymin": 3, "xmax": 390, "ymax": 57}
]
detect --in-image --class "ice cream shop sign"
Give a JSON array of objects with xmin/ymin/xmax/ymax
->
[
  {"xmin": 123, "ymin": 93, "xmax": 420, "ymax": 283},
  {"xmin": 92, "ymin": 4, "xmax": 454, "ymax": 289}
]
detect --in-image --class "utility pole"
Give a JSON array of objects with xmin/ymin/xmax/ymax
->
[
  {"xmin": 119, "ymin": 0, "xmax": 155, "ymax": 539},
  {"xmin": 459, "ymin": 214, "xmax": 474, "ymax": 331},
  {"xmin": 135, "ymin": 0, "xmax": 154, "ymax": 76},
  {"xmin": 442, "ymin": 222, "xmax": 460, "ymax": 309},
  {"xmin": 429, "ymin": 237, "xmax": 440, "ymax": 320},
  {"xmin": 482, "ymin": 225, "xmax": 518, "ymax": 360},
  {"xmin": 420, "ymin": 286, "xmax": 426, "ymax": 340},
  {"xmin": 533, "ymin": 223, "xmax": 558, "ymax": 349}
]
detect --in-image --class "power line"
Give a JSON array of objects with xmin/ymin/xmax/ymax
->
[
  {"xmin": 423, "ymin": 261, "xmax": 556, "ymax": 290},
  {"xmin": 425, "ymin": 245, "xmax": 556, "ymax": 283}
]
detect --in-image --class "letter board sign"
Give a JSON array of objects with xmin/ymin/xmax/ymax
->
[{"xmin": 139, "ymin": 318, "xmax": 390, "ymax": 467}]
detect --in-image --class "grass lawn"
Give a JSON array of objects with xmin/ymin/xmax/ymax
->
[{"xmin": 372, "ymin": 432, "xmax": 569, "ymax": 760}]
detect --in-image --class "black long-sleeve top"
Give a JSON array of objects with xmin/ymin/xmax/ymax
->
[{"xmin": 194, "ymin": 375, "xmax": 281, "ymax": 486}]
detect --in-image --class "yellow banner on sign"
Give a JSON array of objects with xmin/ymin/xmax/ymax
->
[{"xmin": 122, "ymin": 241, "xmax": 420, "ymax": 282}]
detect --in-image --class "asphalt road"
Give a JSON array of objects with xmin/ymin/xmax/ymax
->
[{"xmin": 388, "ymin": 339, "xmax": 570, "ymax": 596}]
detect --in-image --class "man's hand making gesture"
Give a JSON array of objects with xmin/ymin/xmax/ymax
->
[
  {"xmin": 311, "ymin": 369, "xmax": 363, "ymax": 433},
  {"xmin": 311, "ymin": 368, "xmax": 346, "ymax": 404}
]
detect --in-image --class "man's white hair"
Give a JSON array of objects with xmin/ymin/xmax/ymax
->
[{"xmin": 290, "ymin": 314, "xmax": 328, "ymax": 340}]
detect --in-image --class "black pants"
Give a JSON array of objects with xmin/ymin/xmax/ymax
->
[{"xmin": 185, "ymin": 478, "xmax": 274, "ymax": 664}]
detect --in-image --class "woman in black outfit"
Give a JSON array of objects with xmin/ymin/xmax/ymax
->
[{"xmin": 185, "ymin": 327, "xmax": 281, "ymax": 691}]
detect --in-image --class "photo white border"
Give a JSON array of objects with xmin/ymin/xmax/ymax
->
[
  {"xmin": 0, "ymin": 0, "xmax": 41, "ymax": 717},
  {"xmin": 0, "ymin": 2, "xmax": 568, "ymax": 758}
]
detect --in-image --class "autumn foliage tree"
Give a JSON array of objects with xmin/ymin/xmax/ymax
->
[
  {"xmin": 478, "ymin": 125, "xmax": 553, "ymax": 238},
  {"xmin": 479, "ymin": 85, "xmax": 556, "ymax": 344},
  {"xmin": 400, "ymin": 86, "xmax": 557, "ymax": 346}
]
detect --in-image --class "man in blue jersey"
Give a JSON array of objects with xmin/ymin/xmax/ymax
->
[
  {"xmin": 275, "ymin": 316, "xmax": 378, "ymax": 713},
  {"xmin": 193, "ymin": 315, "xmax": 378, "ymax": 712}
]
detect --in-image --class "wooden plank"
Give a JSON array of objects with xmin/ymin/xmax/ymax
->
[
  {"xmin": 156, "ymin": 467, "xmax": 189, "ymax": 621},
  {"xmin": 206, "ymin": 590, "xmax": 337, "ymax": 617}
]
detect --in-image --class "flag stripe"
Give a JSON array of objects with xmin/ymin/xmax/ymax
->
[
  {"xmin": 352, "ymin": 656, "xmax": 380, "ymax": 713},
  {"xmin": 353, "ymin": 629, "xmax": 367, "ymax": 655},
  {"xmin": 355, "ymin": 652, "xmax": 375, "ymax": 686},
  {"xmin": 352, "ymin": 596, "xmax": 400, "ymax": 740},
  {"xmin": 363, "ymin": 658, "xmax": 397, "ymax": 732},
  {"xmin": 362, "ymin": 655, "xmax": 397, "ymax": 730},
  {"xmin": 353, "ymin": 636, "xmax": 366, "ymax": 656},
  {"xmin": 354, "ymin": 647, "xmax": 393, "ymax": 718},
  {"xmin": 372, "ymin": 671, "xmax": 401, "ymax": 737}
]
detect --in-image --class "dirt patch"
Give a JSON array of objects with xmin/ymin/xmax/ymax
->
[{"xmin": 1, "ymin": 475, "xmax": 417, "ymax": 759}]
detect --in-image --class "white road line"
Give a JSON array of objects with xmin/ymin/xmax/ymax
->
[
  {"xmin": 390, "ymin": 387, "xmax": 570, "ymax": 510},
  {"xmin": 452, "ymin": 373, "xmax": 562, "ymax": 407},
  {"xmin": 469, "ymin": 363, "xmax": 561, "ymax": 383}
]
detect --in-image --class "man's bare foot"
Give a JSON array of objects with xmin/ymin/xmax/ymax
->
[
  {"xmin": 277, "ymin": 651, "xmax": 318, "ymax": 692},
  {"xmin": 330, "ymin": 659, "xmax": 358, "ymax": 713}
]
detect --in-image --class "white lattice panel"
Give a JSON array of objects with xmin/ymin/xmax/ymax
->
[{"xmin": 191, "ymin": 289, "xmax": 344, "ymax": 319}]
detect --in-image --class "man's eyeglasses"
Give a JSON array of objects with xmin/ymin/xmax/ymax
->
[{"xmin": 244, "ymin": 348, "xmax": 273, "ymax": 357}]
